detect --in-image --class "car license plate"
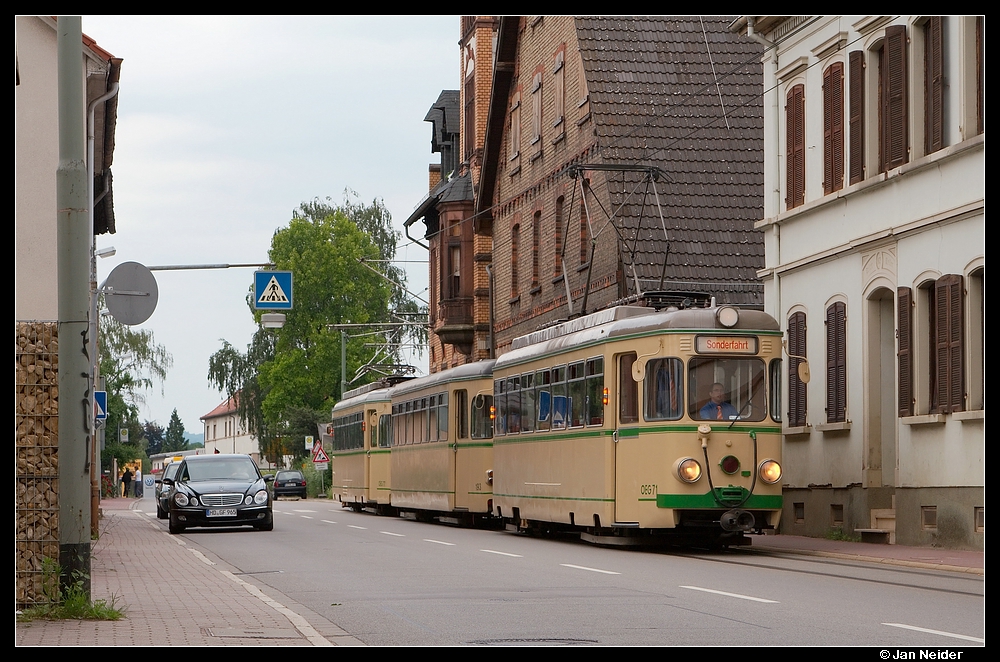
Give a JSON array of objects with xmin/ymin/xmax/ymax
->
[{"xmin": 206, "ymin": 508, "xmax": 237, "ymax": 517}]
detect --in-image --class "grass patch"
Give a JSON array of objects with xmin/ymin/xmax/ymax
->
[
  {"xmin": 17, "ymin": 559, "xmax": 126, "ymax": 622},
  {"xmin": 825, "ymin": 527, "xmax": 861, "ymax": 542}
]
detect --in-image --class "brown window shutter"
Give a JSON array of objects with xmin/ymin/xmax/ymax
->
[
  {"xmin": 881, "ymin": 24, "xmax": 908, "ymax": 172},
  {"xmin": 824, "ymin": 63, "xmax": 845, "ymax": 194},
  {"xmin": 849, "ymin": 51, "xmax": 865, "ymax": 185},
  {"xmin": 934, "ymin": 275, "xmax": 965, "ymax": 413},
  {"xmin": 826, "ymin": 302, "xmax": 847, "ymax": 423},
  {"xmin": 897, "ymin": 287, "xmax": 914, "ymax": 416},
  {"xmin": 924, "ymin": 17, "xmax": 944, "ymax": 154},
  {"xmin": 788, "ymin": 312, "xmax": 807, "ymax": 426},
  {"xmin": 786, "ymin": 84, "xmax": 806, "ymax": 208}
]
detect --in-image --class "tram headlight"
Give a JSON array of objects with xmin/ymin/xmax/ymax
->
[
  {"xmin": 675, "ymin": 458, "xmax": 703, "ymax": 483},
  {"xmin": 717, "ymin": 306, "xmax": 740, "ymax": 328},
  {"xmin": 758, "ymin": 459, "xmax": 782, "ymax": 484}
]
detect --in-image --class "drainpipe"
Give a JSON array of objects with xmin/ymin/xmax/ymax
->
[
  {"xmin": 88, "ymin": 77, "xmax": 119, "ymax": 538},
  {"xmin": 484, "ymin": 263, "xmax": 495, "ymax": 359},
  {"xmin": 747, "ymin": 17, "xmax": 782, "ymax": 323}
]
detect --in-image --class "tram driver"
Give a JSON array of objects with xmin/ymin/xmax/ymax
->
[{"xmin": 698, "ymin": 382, "xmax": 739, "ymax": 420}]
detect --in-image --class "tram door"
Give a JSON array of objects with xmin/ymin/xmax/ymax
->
[{"xmin": 614, "ymin": 353, "xmax": 643, "ymax": 524}]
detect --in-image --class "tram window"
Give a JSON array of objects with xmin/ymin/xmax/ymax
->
[
  {"xmin": 494, "ymin": 379, "xmax": 506, "ymax": 436},
  {"xmin": 551, "ymin": 365, "xmax": 567, "ymax": 429},
  {"xmin": 688, "ymin": 358, "xmax": 766, "ymax": 422},
  {"xmin": 472, "ymin": 393, "xmax": 494, "ymax": 439},
  {"xmin": 379, "ymin": 414, "xmax": 392, "ymax": 448},
  {"xmin": 619, "ymin": 353, "xmax": 639, "ymax": 424},
  {"xmin": 569, "ymin": 361, "xmax": 586, "ymax": 428},
  {"xmin": 645, "ymin": 358, "xmax": 683, "ymax": 421},
  {"xmin": 438, "ymin": 392, "xmax": 448, "ymax": 440},
  {"xmin": 769, "ymin": 359, "xmax": 783, "ymax": 423},
  {"xmin": 455, "ymin": 390, "xmax": 468, "ymax": 439},
  {"xmin": 586, "ymin": 357, "xmax": 605, "ymax": 426},
  {"xmin": 536, "ymin": 369, "xmax": 551, "ymax": 431},
  {"xmin": 507, "ymin": 376, "xmax": 521, "ymax": 433},
  {"xmin": 521, "ymin": 372, "xmax": 536, "ymax": 432}
]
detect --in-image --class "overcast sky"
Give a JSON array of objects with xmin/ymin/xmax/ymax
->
[{"xmin": 84, "ymin": 15, "xmax": 455, "ymax": 436}]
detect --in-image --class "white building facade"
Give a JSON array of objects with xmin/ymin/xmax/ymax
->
[
  {"xmin": 201, "ymin": 397, "xmax": 261, "ymax": 463},
  {"xmin": 734, "ymin": 16, "xmax": 983, "ymax": 548}
]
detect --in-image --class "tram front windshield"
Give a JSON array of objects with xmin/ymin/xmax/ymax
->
[{"xmin": 687, "ymin": 358, "xmax": 766, "ymax": 422}]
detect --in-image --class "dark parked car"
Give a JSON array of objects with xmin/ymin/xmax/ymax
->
[
  {"xmin": 155, "ymin": 461, "xmax": 181, "ymax": 519},
  {"xmin": 162, "ymin": 454, "xmax": 274, "ymax": 534},
  {"xmin": 273, "ymin": 470, "xmax": 307, "ymax": 499}
]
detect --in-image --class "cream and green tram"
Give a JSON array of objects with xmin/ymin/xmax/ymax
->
[
  {"xmin": 328, "ymin": 382, "xmax": 394, "ymax": 513},
  {"xmin": 388, "ymin": 360, "xmax": 496, "ymax": 523},
  {"xmin": 492, "ymin": 304, "xmax": 784, "ymax": 545}
]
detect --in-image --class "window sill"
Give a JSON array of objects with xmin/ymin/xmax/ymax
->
[
  {"xmin": 551, "ymin": 274, "xmax": 564, "ymax": 285},
  {"xmin": 530, "ymin": 149, "xmax": 543, "ymax": 163},
  {"xmin": 551, "ymin": 131, "xmax": 565, "ymax": 146},
  {"xmin": 509, "ymin": 163, "xmax": 520, "ymax": 177},
  {"xmin": 816, "ymin": 420, "xmax": 851, "ymax": 432},
  {"xmin": 783, "ymin": 425, "xmax": 812, "ymax": 436},
  {"xmin": 529, "ymin": 285, "xmax": 541, "ymax": 295},
  {"xmin": 953, "ymin": 410, "xmax": 984, "ymax": 422},
  {"xmin": 900, "ymin": 414, "xmax": 946, "ymax": 426},
  {"xmin": 508, "ymin": 295, "xmax": 520, "ymax": 306}
]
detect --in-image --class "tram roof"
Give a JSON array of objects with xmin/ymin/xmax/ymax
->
[
  {"xmin": 331, "ymin": 385, "xmax": 392, "ymax": 415},
  {"xmin": 498, "ymin": 305, "xmax": 779, "ymax": 369},
  {"xmin": 388, "ymin": 359, "xmax": 497, "ymax": 399}
]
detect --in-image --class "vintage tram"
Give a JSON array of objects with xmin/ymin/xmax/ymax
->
[
  {"xmin": 386, "ymin": 360, "xmax": 496, "ymax": 524},
  {"xmin": 327, "ymin": 381, "xmax": 395, "ymax": 513},
  {"xmin": 490, "ymin": 302, "xmax": 783, "ymax": 546}
]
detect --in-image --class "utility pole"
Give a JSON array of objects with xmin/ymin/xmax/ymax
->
[{"xmin": 57, "ymin": 16, "xmax": 91, "ymax": 598}]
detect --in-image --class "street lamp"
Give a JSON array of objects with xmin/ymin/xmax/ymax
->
[{"xmin": 261, "ymin": 313, "xmax": 286, "ymax": 329}]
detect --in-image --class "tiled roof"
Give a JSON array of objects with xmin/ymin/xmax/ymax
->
[
  {"xmin": 200, "ymin": 394, "xmax": 238, "ymax": 421},
  {"xmin": 575, "ymin": 16, "xmax": 764, "ymax": 305}
]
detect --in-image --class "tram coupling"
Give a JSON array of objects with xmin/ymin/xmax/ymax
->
[{"xmin": 719, "ymin": 509, "xmax": 755, "ymax": 532}]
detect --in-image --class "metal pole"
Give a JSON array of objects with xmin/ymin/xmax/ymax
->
[
  {"xmin": 341, "ymin": 329, "xmax": 347, "ymax": 398},
  {"xmin": 57, "ymin": 15, "xmax": 92, "ymax": 598}
]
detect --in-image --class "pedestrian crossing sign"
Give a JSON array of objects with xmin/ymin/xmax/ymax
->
[{"xmin": 254, "ymin": 271, "xmax": 293, "ymax": 310}]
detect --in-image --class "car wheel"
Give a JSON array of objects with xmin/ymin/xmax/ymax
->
[
  {"xmin": 156, "ymin": 502, "xmax": 167, "ymax": 519},
  {"xmin": 255, "ymin": 514, "xmax": 274, "ymax": 531},
  {"xmin": 168, "ymin": 512, "xmax": 185, "ymax": 534}
]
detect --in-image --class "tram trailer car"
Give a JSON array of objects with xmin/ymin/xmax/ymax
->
[
  {"xmin": 491, "ymin": 304, "xmax": 783, "ymax": 546},
  {"xmin": 329, "ymin": 383, "xmax": 394, "ymax": 514},
  {"xmin": 387, "ymin": 360, "xmax": 496, "ymax": 525}
]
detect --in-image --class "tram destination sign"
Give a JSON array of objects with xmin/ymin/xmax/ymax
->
[{"xmin": 695, "ymin": 335, "xmax": 758, "ymax": 355}]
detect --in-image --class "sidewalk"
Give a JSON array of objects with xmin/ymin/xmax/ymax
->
[
  {"xmin": 16, "ymin": 498, "xmax": 983, "ymax": 647},
  {"xmin": 15, "ymin": 497, "xmax": 363, "ymax": 647}
]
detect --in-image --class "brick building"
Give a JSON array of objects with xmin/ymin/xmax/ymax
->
[
  {"xmin": 405, "ymin": 17, "xmax": 498, "ymax": 374},
  {"xmin": 476, "ymin": 17, "xmax": 766, "ymax": 355}
]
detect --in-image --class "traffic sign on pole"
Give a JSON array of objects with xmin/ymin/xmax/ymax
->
[
  {"xmin": 94, "ymin": 391, "xmax": 108, "ymax": 420},
  {"xmin": 254, "ymin": 271, "xmax": 293, "ymax": 310}
]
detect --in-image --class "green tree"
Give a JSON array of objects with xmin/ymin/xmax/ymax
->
[
  {"xmin": 98, "ymin": 314, "xmax": 172, "ymax": 470},
  {"xmin": 142, "ymin": 420, "xmax": 165, "ymax": 455},
  {"xmin": 163, "ymin": 408, "xmax": 188, "ymax": 453},
  {"xmin": 209, "ymin": 193, "xmax": 421, "ymax": 465}
]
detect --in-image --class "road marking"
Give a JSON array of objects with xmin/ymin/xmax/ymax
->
[
  {"xmin": 424, "ymin": 539, "xmax": 456, "ymax": 546},
  {"xmin": 293, "ymin": 509, "xmax": 317, "ymax": 513},
  {"xmin": 300, "ymin": 515, "xmax": 313, "ymax": 519},
  {"xmin": 187, "ymin": 549, "xmax": 215, "ymax": 566},
  {"xmin": 321, "ymin": 520, "xmax": 337, "ymax": 524},
  {"xmin": 348, "ymin": 525, "xmax": 367, "ymax": 530},
  {"xmin": 882, "ymin": 623, "xmax": 985, "ymax": 643},
  {"xmin": 680, "ymin": 586, "xmax": 778, "ymax": 603},
  {"xmin": 381, "ymin": 531, "xmax": 405, "ymax": 537},
  {"xmin": 221, "ymin": 570, "xmax": 332, "ymax": 646},
  {"xmin": 561, "ymin": 563, "xmax": 620, "ymax": 575},
  {"xmin": 481, "ymin": 549, "xmax": 523, "ymax": 557}
]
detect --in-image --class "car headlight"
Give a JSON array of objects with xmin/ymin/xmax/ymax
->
[
  {"xmin": 190, "ymin": 497, "xmax": 199, "ymax": 507},
  {"xmin": 254, "ymin": 490, "xmax": 269, "ymax": 505},
  {"xmin": 173, "ymin": 492, "xmax": 189, "ymax": 507},
  {"xmin": 758, "ymin": 459, "xmax": 782, "ymax": 484},
  {"xmin": 245, "ymin": 495, "xmax": 254, "ymax": 505}
]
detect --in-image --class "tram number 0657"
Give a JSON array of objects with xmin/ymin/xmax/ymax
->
[{"xmin": 640, "ymin": 484, "xmax": 657, "ymax": 496}]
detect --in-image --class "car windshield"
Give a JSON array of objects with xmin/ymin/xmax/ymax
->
[
  {"xmin": 277, "ymin": 471, "xmax": 303, "ymax": 481},
  {"xmin": 183, "ymin": 458, "xmax": 259, "ymax": 482},
  {"xmin": 163, "ymin": 463, "xmax": 179, "ymax": 480}
]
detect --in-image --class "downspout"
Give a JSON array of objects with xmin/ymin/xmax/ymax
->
[
  {"xmin": 88, "ymin": 78, "xmax": 119, "ymax": 538},
  {"xmin": 484, "ymin": 263, "xmax": 495, "ymax": 359},
  {"xmin": 747, "ymin": 17, "xmax": 781, "ymax": 323}
]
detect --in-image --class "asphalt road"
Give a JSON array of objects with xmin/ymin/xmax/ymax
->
[{"xmin": 144, "ymin": 499, "xmax": 986, "ymax": 647}]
